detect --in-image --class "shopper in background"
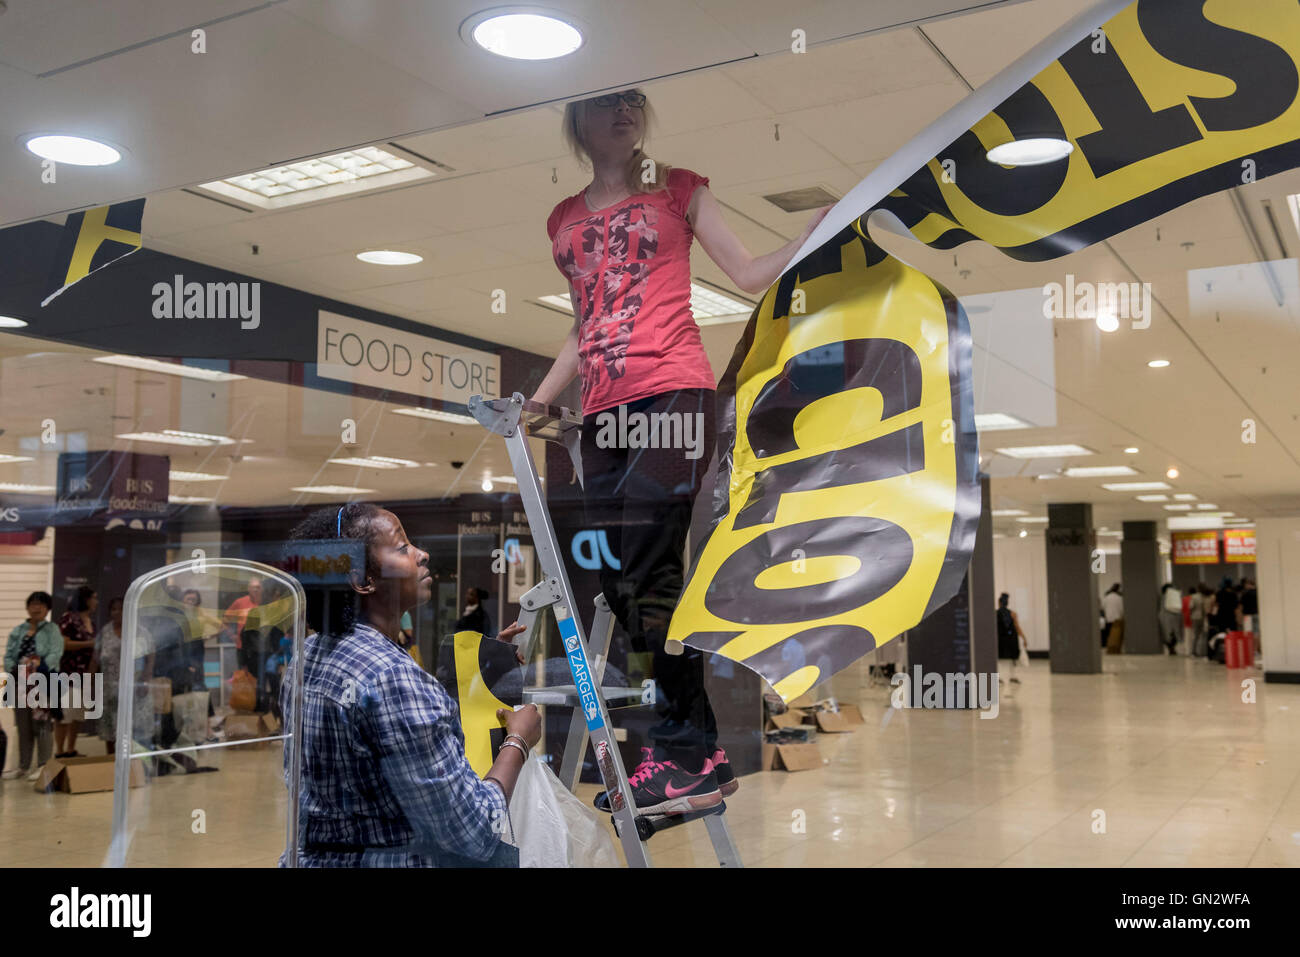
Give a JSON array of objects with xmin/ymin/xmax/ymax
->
[
  {"xmin": 3, "ymin": 591, "xmax": 61, "ymax": 780},
  {"xmin": 90, "ymin": 597, "xmax": 155, "ymax": 755},
  {"xmin": 281, "ymin": 503, "xmax": 539, "ymax": 867},
  {"xmin": 454, "ymin": 586, "xmax": 492, "ymax": 637},
  {"xmin": 1207, "ymin": 577, "xmax": 1242, "ymax": 656},
  {"xmin": 529, "ymin": 87, "xmax": 827, "ymax": 816},
  {"xmin": 996, "ymin": 593, "xmax": 1028, "ymax": 683},
  {"xmin": 1102, "ymin": 583, "xmax": 1125, "ymax": 655},
  {"xmin": 55, "ymin": 585, "xmax": 97, "ymax": 759},
  {"xmin": 222, "ymin": 575, "xmax": 263, "ymax": 663},
  {"xmin": 1159, "ymin": 583, "xmax": 1182, "ymax": 656},
  {"xmin": 1240, "ymin": 578, "xmax": 1259, "ymax": 640},
  {"xmin": 1187, "ymin": 583, "xmax": 1206, "ymax": 657}
]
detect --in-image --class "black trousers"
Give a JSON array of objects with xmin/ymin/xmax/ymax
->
[{"xmin": 580, "ymin": 388, "xmax": 718, "ymax": 773}]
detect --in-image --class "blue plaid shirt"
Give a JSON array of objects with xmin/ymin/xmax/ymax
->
[{"xmin": 280, "ymin": 622, "xmax": 509, "ymax": 867}]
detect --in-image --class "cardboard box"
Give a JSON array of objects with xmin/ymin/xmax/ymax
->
[
  {"xmin": 767, "ymin": 712, "xmax": 807, "ymax": 731},
  {"xmin": 223, "ymin": 712, "xmax": 278, "ymax": 741},
  {"xmin": 761, "ymin": 741, "xmax": 825, "ymax": 772},
  {"xmin": 34, "ymin": 755, "xmax": 146, "ymax": 794}
]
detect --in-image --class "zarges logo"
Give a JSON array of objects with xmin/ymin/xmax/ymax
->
[{"xmin": 0, "ymin": 506, "xmax": 19, "ymax": 523}]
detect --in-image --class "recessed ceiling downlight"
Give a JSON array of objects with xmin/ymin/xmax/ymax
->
[
  {"xmin": 466, "ymin": 10, "xmax": 583, "ymax": 60},
  {"xmin": 357, "ymin": 250, "xmax": 423, "ymax": 265},
  {"xmin": 25, "ymin": 134, "xmax": 122, "ymax": 166},
  {"xmin": 986, "ymin": 138, "xmax": 1074, "ymax": 167}
]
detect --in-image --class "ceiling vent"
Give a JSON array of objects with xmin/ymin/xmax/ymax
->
[{"xmin": 763, "ymin": 185, "xmax": 839, "ymax": 212}]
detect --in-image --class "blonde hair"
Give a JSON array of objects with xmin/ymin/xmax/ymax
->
[{"xmin": 561, "ymin": 89, "xmax": 672, "ymax": 195}]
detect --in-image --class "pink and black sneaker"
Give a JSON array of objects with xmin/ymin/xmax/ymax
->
[
  {"xmin": 595, "ymin": 747, "xmax": 722, "ymax": 816},
  {"xmin": 711, "ymin": 748, "xmax": 738, "ymax": 797}
]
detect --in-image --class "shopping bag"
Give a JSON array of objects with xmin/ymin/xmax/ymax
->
[
  {"xmin": 229, "ymin": 669, "xmax": 257, "ymax": 712},
  {"xmin": 508, "ymin": 756, "xmax": 619, "ymax": 868},
  {"xmin": 1017, "ymin": 636, "xmax": 1029, "ymax": 667},
  {"xmin": 172, "ymin": 690, "xmax": 210, "ymax": 743}
]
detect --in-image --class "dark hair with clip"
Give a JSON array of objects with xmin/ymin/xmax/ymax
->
[{"xmin": 288, "ymin": 502, "xmax": 387, "ymax": 635}]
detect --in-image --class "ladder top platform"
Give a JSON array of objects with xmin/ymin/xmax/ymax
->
[{"xmin": 469, "ymin": 393, "xmax": 582, "ymax": 442}]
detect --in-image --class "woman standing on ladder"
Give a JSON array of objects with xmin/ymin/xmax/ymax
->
[{"xmin": 530, "ymin": 88, "xmax": 828, "ymax": 815}]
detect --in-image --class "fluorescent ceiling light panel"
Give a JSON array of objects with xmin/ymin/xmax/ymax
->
[
  {"xmin": 1136, "ymin": 494, "xmax": 1169, "ymax": 502},
  {"xmin": 997, "ymin": 444, "xmax": 1094, "ymax": 458},
  {"xmin": 0, "ymin": 454, "xmax": 35, "ymax": 464},
  {"xmin": 1102, "ymin": 481, "xmax": 1171, "ymax": 491},
  {"xmin": 291, "ymin": 485, "xmax": 376, "ymax": 495},
  {"xmin": 93, "ymin": 355, "xmax": 246, "ymax": 382},
  {"xmin": 169, "ymin": 495, "xmax": 214, "ymax": 504},
  {"xmin": 1172, "ymin": 493, "xmax": 1198, "ymax": 501},
  {"xmin": 0, "ymin": 482, "xmax": 54, "ymax": 492},
  {"xmin": 198, "ymin": 147, "xmax": 433, "ymax": 209},
  {"xmin": 169, "ymin": 470, "xmax": 224, "ymax": 482},
  {"xmin": 391, "ymin": 408, "xmax": 478, "ymax": 426},
  {"xmin": 1196, "ymin": 503, "xmax": 1219, "ymax": 510},
  {"xmin": 1063, "ymin": 465, "xmax": 1137, "ymax": 477},
  {"xmin": 117, "ymin": 430, "xmax": 240, "ymax": 447},
  {"xmin": 1164, "ymin": 504, "xmax": 1193, "ymax": 510},
  {"xmin": 991, "ymin": 508, "xmax": 1029, "ymax": 516},
  {"xmin": 974, "ymin": 412, "xmax": 1032, "ymax": 431},
  {"xmin": 1015, "ymin": 516, "xmax": 1049, "ymax": 523},
  {"xmin": 327, "ymin": 456, "xmax": 421, "ymax": 469}
]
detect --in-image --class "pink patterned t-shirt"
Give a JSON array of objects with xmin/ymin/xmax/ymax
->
[{"xmin": 546, "ymin": 167, "xmax": 717, "ymax": 415}]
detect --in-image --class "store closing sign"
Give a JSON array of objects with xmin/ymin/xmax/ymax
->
[
  {"xmin": 1223, "ymin": 528, "xmax": 1256, "ymax": 563},
  {"xmin": 316, "ymin": 311, "xmax": 499, "ymax": 405},
  {"xmin": 668, "ymin": 0, "xmax": 1300, "ymax": 702},
  {"xmin": 1173, "ymin": 531, "xmax": 1220, "ymax": 565}
]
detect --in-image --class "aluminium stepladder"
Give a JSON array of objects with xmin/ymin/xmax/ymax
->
[{"xmin": 468, "ymin": 392, "xmax": 742, "ymax": 868}]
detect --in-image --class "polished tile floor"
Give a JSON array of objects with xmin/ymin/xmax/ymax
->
[{"xmin": 2, "ymin": 653, "xmax": 1297, "ymax": 867}]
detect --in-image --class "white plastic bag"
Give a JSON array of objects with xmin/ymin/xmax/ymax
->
[{"xmin": 508, "ymin": 756, "xmax": 619, "ymax": 868}]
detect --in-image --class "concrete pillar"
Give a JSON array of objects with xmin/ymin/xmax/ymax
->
[
  {"xmin": 1120, "ymin": 520, "xmax": 1162, "ymax": 655},
  {"xmin": 905, "ymin": 474, "xmax": 995, "ymax": 706},
  {"xmin": 1257, "ymin": 518, "xmax": 1300, "ymax": 682},
  {"xmin": 1046, "ymin": 503, "xmax": 1101, "ymax": 673}
]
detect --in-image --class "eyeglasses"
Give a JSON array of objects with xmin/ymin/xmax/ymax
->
[{"xmin": 591, "ymin": 91, "xmax": 646, "ymax": 108}]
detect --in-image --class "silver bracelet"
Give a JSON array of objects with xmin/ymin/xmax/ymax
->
[
  {"xmin": 503, "ymin": 733, "xmax": 530, "ymax": 758},
  {"xmin": 499, "ymin": 738, "xmax": 528, "ymax": 761}
]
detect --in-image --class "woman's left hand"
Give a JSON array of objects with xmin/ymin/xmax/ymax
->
[{"xmin": 496, "ymin": 621, "xmax": 527, "ymax": 665}]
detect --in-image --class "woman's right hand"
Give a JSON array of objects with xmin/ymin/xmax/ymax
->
[{"xmin": 498, "ymin": 704, "xmax": 542, "ymax": 748}]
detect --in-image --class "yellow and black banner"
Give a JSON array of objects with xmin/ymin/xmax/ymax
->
[
  {"xmin": 669, "ymin": 0, "xmax": 1300, "ymax": 701},
  {"xmin": 43, "ymin": 198, "xmax": 145, "ymax": 306},
  {"xmin": 435, "ymin": 631, "xmax": 521, "ymax": 776}
]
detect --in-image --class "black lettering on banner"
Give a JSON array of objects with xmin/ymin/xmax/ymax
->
[
  {"xmin": 735, "ymin": 423, "xmax": 924, "ymax": 530},
  {"xmin": 949, "ymin": 82, "xmax": 1070, "ymax": 215},
  {"xmin": 747, "ymin": 339, "xmax": 922, "ymax": 456},
  {"xmin": 393, "ymin": 344, "xmax": 412, "ymax": 376},
  {"xmin": 770, "ymin": 226, "xmax": 881, "ymax": 322},
  {"xmin": 421, "ymin": 352, "xmax": 434, "ymax": 383},
  {"xmin": 1059, "ymin": 33, "xmax": 1202, "ymax": 177},
  {"xmin": 704, "ymin": 516, "xmax": 913, "ymax": 625},
  {"xmin": 1137, "ymin": 0, "xmax": 1298, "ymax": 132}
]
